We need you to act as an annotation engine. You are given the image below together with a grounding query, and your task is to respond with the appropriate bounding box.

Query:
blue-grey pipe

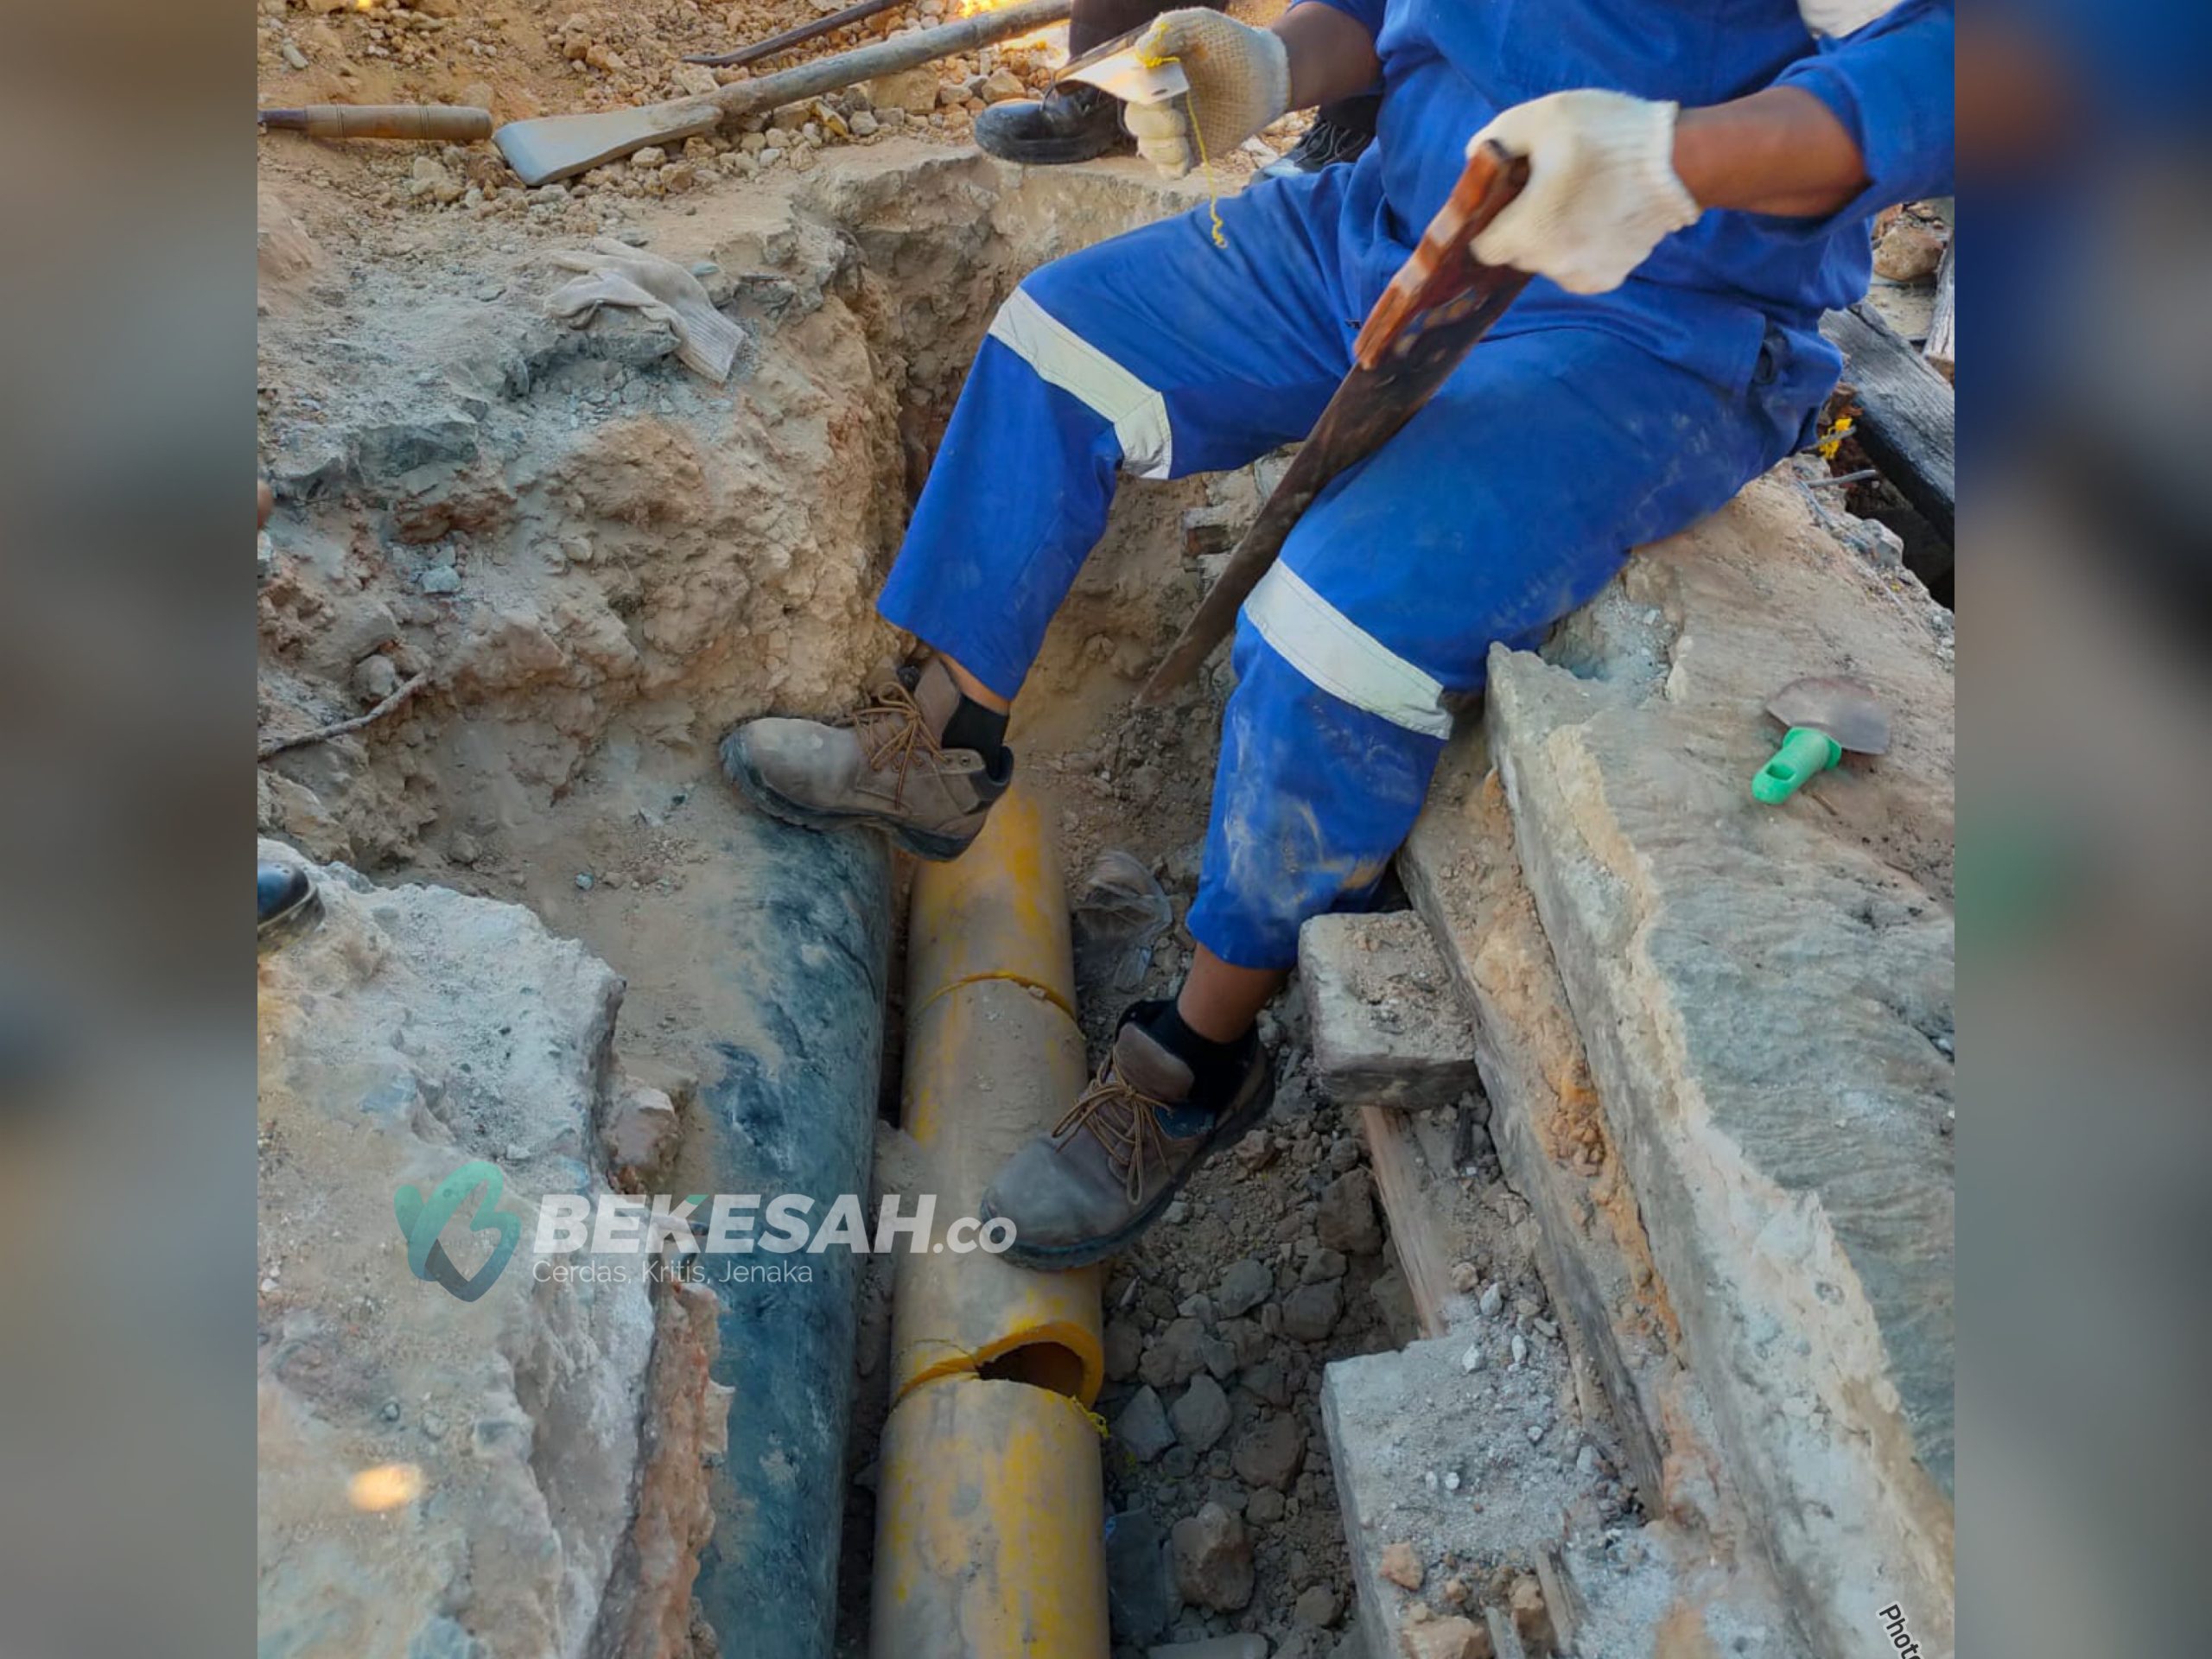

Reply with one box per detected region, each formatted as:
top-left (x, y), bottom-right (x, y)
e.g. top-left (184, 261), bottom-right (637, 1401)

top-left (688, 803), bottom-right (890, 1659)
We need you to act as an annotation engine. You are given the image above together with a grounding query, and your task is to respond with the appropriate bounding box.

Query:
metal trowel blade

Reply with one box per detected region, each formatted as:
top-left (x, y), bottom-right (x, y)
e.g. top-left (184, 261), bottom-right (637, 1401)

top-left (1765, 676), bottom-right (1891, 755)
top-left (1058, 23), bottom-right (1191, 105)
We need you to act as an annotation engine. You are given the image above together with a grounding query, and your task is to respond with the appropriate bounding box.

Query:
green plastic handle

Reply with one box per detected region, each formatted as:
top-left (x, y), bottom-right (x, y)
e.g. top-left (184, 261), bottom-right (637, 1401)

top-left (1753, 726), bottom-right (1842, 804)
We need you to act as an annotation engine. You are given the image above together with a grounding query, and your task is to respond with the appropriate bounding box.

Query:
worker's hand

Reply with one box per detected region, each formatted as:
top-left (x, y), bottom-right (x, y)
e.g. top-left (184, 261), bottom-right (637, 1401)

top-left (1466, 91), bottom-right (1703, 294)
top-left (1122, 10), bottom-right (1290, 178)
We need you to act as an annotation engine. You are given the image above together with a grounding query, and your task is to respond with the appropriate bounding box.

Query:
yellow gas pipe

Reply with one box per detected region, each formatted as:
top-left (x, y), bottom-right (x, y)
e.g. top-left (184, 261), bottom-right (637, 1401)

top-left (869, 786), bottom-right (1111, 1658)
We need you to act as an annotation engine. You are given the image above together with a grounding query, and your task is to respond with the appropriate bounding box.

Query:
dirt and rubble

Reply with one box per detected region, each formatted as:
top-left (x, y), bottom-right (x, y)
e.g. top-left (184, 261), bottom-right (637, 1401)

top-left (254, 0), bottom-right (1299, 250)
top-left (257, 4), bottom-right (1954, 1652)
top-left (1058, 981), bottom-right (1634, 1659)
top-left (255, 67), bottom-right (1374, 1647)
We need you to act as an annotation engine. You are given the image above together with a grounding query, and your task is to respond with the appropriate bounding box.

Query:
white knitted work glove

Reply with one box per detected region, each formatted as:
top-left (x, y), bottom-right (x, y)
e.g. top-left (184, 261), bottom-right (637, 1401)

top-left (545, 239), bottom-right (746, 384)
top-left (1467, 91), bottom-right (1703, 295)
top-left (1120, 10), bottom-right (1290, 177)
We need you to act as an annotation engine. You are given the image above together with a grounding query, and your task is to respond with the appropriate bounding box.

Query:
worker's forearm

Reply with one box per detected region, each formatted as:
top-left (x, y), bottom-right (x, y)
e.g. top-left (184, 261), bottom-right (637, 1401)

top-left (1273, 2), bottom-right (1382, 113)
top-left (1672, 87), bottom-right (1870, 218)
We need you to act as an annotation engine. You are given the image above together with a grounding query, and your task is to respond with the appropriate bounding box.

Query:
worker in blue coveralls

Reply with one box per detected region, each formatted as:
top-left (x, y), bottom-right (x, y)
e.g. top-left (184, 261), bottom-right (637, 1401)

top-left (726, 0), bottom-right (1955, 1269)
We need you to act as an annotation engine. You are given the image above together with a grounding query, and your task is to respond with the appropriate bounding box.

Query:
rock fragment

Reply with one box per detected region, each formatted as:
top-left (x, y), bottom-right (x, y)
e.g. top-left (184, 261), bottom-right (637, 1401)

top-left (1103, 1318), bottom-right (1142, 1382)
top-left (1232, 1414), bottom-right (1306, 1491)
top-left (1141, 1316), bottom-right (1211, 1389)
top-left (1170, 1375), bottom-right (1232, 1452)
top-left (1117, 1386), bottom-right (1176, 1464)
top-left (1294, 1584), bottom-right (1340, 1628)
top-left (601, 1084), bottom-right (679, 1191)
top-left (1215, 1258), bottom-right (1272, 1319)
top-left (1315, 1167), bottom-right (1382, 1256)
top-left (1402, 1615), bottom-right (1491, 1659)
top-left (1170, 1502), bottom-right (1255, 1611)
top-left (1280, 1280), bottom-right (1343, 1343)
top-left (1508, 1575), bottom-right (1554, 1649)
top-left (1104, 1508), bottom-right (1171, 1644)
top-left (1379, 1540), bottom-right (1424, 1591)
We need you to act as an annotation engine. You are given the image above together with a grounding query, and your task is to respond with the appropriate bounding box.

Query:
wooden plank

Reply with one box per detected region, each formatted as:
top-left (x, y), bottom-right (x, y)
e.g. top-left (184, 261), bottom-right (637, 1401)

top-left (1535, 1547), bottom-right (1586, 1656)
top-left (1358, 1103), bottom-right (1459, 1340)
top-left (1485, 1605), bottom-right (1531, 1659)
top-left (1820, 301), bottom-right (1955, 540)
top-left (1923, 239), bottom-right (1955, 378)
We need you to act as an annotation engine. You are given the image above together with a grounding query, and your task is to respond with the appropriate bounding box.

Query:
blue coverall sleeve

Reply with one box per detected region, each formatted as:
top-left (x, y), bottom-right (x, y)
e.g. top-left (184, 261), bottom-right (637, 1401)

top-left (1773, 1), bottom-right (1955, 230)
top-left (1300, 0), bottom-right (1384, 44)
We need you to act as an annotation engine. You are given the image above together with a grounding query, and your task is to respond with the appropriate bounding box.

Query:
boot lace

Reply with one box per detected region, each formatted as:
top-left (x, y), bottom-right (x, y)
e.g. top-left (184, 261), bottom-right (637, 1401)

top-left (1052, 1057), bottom-right (1175, 1205)
top-left (836, 677), bottom-right (946, 808)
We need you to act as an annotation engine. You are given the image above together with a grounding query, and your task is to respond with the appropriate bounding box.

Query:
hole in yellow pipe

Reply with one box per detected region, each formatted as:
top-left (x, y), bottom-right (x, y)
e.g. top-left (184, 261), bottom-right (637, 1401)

top-left (977, 1339), bottom-right (1089, 1400)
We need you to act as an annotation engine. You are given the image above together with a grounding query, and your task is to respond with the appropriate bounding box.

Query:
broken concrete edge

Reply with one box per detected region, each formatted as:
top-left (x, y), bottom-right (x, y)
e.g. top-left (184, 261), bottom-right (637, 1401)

top-left (1317, 1340), bottom-right (1579, 1659)
top-left (1396, 742), bottom-right (1810, 1648)
top-left (1300, 911), bottom-right (1484, 1114)
top-left (1299, 888), bottom-right (1738, 1535)
top-left (1324, 1338), bottom-right (1815, 1659)
top-left (1395, 749), bottom-right (1686, 1507)
top-left (254, 842), bottom-right (724, 1659)
top-left (1481, 473), bottom-right (1955, 1657)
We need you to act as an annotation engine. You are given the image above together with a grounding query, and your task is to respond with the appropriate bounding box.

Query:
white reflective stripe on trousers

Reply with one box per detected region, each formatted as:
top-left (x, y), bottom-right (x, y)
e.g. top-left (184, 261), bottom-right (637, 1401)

top-left (985, 287), bottom-right (1174, 480)
top-left (1241, 560), bottom-right (1455, 738)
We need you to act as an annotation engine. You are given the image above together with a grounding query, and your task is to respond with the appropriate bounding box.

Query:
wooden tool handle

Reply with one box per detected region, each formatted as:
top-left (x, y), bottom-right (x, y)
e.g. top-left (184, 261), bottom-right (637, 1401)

top-left (1136, 144), bottom-right (1535, 707)
top-left (499, 0), bottom-right (1071, 188)
top-left (260, 105), bottom-right (493, 142)
top-left (1351, 141), bottom-right (1528, 368)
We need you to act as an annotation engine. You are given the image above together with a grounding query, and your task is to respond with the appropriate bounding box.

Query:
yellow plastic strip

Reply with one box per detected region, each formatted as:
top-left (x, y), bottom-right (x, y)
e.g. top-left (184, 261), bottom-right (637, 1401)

top-left (906, 968), bottom-right (1079, 1030)
top-left (1135, 28), bottom-right (1228, 250)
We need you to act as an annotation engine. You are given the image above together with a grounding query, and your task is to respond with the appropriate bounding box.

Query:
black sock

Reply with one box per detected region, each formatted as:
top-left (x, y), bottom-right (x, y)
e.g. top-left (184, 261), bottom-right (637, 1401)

top-left (942, 695), bottom-right (1009, 761)
top-left (1145, 1001), bottom-right (1254, 1109)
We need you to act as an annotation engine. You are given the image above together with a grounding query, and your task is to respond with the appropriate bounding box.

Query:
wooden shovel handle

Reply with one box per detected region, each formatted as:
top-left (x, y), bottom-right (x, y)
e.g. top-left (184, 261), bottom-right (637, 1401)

top-left (1135, 144), bottom-right (1534, 706)
top-left (704, 0), bottom-right (1071, 123)
top-left (1352, 140), bottom-right (1529, 369)
top-left (259, 105), bottom-right (493, 142)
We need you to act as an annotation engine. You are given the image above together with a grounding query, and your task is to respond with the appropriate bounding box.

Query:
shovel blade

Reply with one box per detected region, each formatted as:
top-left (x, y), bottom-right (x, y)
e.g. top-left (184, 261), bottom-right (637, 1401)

top-left (494, 103), bottom-right (720, 187)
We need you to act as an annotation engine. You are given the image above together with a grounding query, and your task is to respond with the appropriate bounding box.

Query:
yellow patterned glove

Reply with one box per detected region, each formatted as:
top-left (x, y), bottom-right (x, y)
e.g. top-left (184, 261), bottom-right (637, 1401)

top-left (1122, 9), bottom-right (1291, 178)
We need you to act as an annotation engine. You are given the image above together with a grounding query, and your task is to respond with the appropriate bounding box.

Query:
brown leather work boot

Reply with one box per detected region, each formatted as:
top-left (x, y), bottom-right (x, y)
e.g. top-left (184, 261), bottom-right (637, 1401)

top-left (981, 1001), bottom-right (1274, 1271)
top-left (721, 659), bottom-right (1011, 860)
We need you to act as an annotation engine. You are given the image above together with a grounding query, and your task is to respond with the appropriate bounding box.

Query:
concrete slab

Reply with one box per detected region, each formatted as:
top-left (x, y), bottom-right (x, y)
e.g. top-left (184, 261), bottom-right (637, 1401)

top-left (1322, 1337), bottom-right (1808, 1659)
top-left (1484, 473), bottom-right (1955, 1658)
top-left (1300, 912), bottom-right (1483, 1112)
top-left (1400, 746), bottom-right (1725, 1521)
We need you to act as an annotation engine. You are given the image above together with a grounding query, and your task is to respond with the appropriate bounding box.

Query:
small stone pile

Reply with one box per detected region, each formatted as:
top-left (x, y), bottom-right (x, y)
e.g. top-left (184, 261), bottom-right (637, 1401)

top-left (1090, 993), bottom-right (1408, 1659)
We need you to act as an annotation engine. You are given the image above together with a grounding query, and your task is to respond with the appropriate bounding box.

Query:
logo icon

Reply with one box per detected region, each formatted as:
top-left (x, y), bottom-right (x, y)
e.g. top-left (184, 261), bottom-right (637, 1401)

top-left (395, 1160), bottom-right (522, 1301)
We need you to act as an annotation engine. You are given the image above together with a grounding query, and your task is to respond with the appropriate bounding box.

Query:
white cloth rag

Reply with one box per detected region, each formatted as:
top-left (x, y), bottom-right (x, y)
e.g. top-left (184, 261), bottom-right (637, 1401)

top-left (544, 238), bottom-right (745, 385)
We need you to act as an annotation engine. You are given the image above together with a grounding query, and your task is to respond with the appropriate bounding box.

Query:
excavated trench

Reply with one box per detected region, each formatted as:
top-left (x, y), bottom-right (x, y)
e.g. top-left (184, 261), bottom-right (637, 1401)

top-left (256, 133), bottom-right (1842, 1657)
top-left (257, 144), bottom-right (1245, 1145)
top-left (257, 147), bottom-right (1268, 1655)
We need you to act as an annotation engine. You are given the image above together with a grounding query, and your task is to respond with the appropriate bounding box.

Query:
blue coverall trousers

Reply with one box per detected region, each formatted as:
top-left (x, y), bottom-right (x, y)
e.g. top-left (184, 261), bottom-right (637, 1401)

top-left (879, 164), bottom-right (1822, 970)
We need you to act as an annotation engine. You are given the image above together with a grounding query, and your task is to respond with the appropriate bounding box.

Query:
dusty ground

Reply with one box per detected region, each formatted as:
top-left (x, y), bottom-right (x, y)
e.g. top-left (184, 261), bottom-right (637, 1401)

top-left (256, 25), bottom-right (1351, 1636)
top-left (254, 0), bottom-right (1296, 251)
top-left (257, 4), bottom-right (1952, 1651)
